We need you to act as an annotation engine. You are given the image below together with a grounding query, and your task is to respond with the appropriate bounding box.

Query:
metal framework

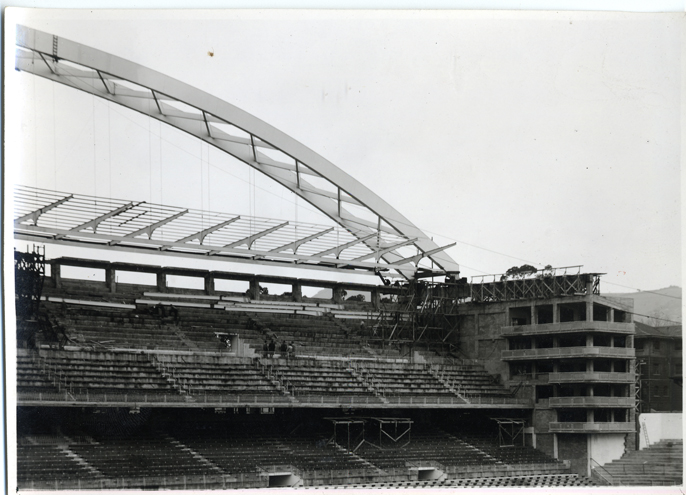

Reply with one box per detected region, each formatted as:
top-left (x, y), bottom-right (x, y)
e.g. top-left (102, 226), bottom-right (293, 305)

top-left (492, 418), bottom-right (525, 447)
top-left (367, 277), bottom-right (469, 348)
top-left (14, 185), bottom-right (438, 275)
top-left (14, 26), bottom-right (460, 279)
top-left (14, 245), bottom-right (45, 319)
top-left (470, 266), bottom-right (602, 303)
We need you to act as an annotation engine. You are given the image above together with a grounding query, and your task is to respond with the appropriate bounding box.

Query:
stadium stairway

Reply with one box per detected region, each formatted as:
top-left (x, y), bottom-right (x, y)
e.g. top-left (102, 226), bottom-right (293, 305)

top-left (592, 439), bottom-right (683, 486)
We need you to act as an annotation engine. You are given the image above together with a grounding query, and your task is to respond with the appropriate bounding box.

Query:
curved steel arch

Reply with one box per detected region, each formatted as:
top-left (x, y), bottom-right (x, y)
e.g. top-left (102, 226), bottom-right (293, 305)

top-left (15, 25), bottom-right (460, 278)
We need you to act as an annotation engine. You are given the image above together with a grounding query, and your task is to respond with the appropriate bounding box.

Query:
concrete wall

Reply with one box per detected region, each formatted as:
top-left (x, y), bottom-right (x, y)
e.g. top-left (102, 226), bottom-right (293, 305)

top-left (589, 433), bottom-right (626, 467)
top-left (639, 413), bottom-right (683, 449)
top-left (557, 434), bottom-right (588, 476)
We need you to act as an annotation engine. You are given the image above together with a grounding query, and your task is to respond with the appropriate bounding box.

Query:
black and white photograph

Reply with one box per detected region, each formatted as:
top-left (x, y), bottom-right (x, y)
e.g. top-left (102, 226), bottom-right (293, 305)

top-left (4, 7), bottom-right (683, 492)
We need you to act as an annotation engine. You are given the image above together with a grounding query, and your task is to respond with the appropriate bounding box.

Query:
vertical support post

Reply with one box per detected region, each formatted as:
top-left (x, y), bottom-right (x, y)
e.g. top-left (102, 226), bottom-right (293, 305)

top-left (292, 282), bottom-right (302, 302)
top-left (332, 285), bottom-right (345, 304)
top-left (552, 302), bottom-right (559, 323)
top-left (250, 278), bottom-right (261, 301)
top-left (156, 271), bottom-right (166, 292)
top-left (105, 266), bottom-right (116, 293)
top-left (371, 289), bottom-right (380, 311)
top-left (52, 262), bottom-right (62, 289)
top-left (204, 273), bottom-right (215, 295)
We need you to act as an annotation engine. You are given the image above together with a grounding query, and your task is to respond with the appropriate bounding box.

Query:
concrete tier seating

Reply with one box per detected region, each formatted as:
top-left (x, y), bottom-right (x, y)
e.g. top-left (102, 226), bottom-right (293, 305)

top-left (354, 425), bottom-right (496, 469)
top-left (42, 300), bottom-right (259, 353)
top-left (267, 361), bottom-right (379, 399)
top-left (17, 444), bottom-right (96, 483)
top-left (69, 435), bottom-right (211, 479)
top-left (594, 439), bottom-right (683, 486)
top-left (427, 364), bottom-right (513, 397)
top-left (254, 315), bottom-right (373, 359)
top-left (159, 356), bottom-right (283, 397)
top-left (18, 349), bottom-right (174, 396)
top-left (451, 430), bottom-right (563, 466)
top-left (307, 474), bottom-right (595, 489)
top-left (171, 423), bottom-right (370, 475)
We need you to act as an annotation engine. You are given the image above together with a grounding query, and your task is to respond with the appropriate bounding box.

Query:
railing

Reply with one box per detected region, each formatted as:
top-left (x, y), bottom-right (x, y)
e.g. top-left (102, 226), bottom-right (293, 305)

top-left (501, 321), bottom-right (634, 336)
top-left (590, 458), bottom-right (614, 486)
top-left (29, 352), bottom-right (76, 399)
top-left (18, 473), bottom-right (262, 491)
top-left (17, 390), bottom-right (291, 405)
top-left (548, 422), bottom-right (635, 433)
top-left (548, 372), bottom-right (635, 383)
top-left (548, 396), bottom-right (635, 407)
top-left (502, 347), bottom-right (635, 360)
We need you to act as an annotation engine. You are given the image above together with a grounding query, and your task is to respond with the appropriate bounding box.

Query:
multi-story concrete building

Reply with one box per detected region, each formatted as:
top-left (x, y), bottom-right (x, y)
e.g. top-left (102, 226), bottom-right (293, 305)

top-left (457, 272), bottom-right (637, 476)
top-left (634, 322), bottom-right (682, 413)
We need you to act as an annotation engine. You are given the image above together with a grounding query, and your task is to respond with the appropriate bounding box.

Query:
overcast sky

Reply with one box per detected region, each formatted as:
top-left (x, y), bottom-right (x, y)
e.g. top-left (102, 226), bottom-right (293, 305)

top-left (5, 9), bottom-right (683, 292)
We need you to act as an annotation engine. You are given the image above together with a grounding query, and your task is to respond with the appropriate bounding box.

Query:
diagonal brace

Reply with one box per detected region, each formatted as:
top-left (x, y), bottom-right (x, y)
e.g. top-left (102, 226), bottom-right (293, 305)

top-left (390, 243), bottom-right (457, 266)
top-left (121, 209), bottom-right (188, 240)
top-left (71, 202), bottom-right (138, 233)
top-left (311, 233), bottom-right (377, 259)
top-left (351, 238), bottom-right (418, 262)
top-left (210, 221), bottom-right (288, 253)
top-left (269, 227), bottom-right (334, 254)
top-left (14, 194), bottom-right (73, 225)
top-left (174, 216), bottom-right (241, 245)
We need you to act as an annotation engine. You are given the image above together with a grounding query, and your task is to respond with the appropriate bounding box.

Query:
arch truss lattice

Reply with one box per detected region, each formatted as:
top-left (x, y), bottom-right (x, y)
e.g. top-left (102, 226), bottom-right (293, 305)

top-left (14, 26), bottom-right (460, 279)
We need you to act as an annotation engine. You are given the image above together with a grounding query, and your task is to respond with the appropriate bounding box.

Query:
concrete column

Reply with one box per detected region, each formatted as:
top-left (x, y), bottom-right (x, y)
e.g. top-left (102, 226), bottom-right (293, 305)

top-left (610, 361), bottom-right (615, 372)
top-left (156, 272), bottom-right (166, 292)
top-left (608, 308), bottom-right (614, 322)
top-left (291, 282), bottom-right (302, 302)
top-left (587, 384), bottom-right (594, 397)
top-left (52, 263), bottom-right (62, 289)
top-left (332, 285), bottom-right (345, 304)
top-left (586, 300), bottom-right (593, 322)
top-left (587, 409), bottom-right (594, 423)
top-left (106, 267), bottom-right (116, 293)
top-left (204, 274), bottom-right (215, 295)
top-left (586, 360), bottom-right (593, 372)
top-left (552, 303), bottom-right (559, 323)
top-left (371, 289), bottom-right (380, 310)
top-left (553, 336), bottom-right (559, 348)
top-left (249, 278), bottom-right (260, 301)
top-left (531, 305), bottom-right (536, 325)
top-left (586, 334), bottom-right (593, 347)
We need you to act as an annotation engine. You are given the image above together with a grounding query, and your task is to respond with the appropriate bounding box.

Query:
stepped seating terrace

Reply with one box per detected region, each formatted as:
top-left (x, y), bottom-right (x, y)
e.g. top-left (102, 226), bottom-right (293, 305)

top-left (69, 434), bottom-right (210, 479)
top-left (354, 427), bottom-right (496, 469)
top-left (428, 365), bottom-right (513, 397)
top-left (595, 439), bottom-right (683, 486)
top-left (18, 349), bottom-right (174, 397)
top-left (17, 444), bottom-right (96, 483)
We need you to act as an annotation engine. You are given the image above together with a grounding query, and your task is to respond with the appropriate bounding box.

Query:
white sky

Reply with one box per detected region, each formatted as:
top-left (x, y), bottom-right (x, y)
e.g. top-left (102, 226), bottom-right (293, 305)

top-left (5, 9), bottom-right (683, 292)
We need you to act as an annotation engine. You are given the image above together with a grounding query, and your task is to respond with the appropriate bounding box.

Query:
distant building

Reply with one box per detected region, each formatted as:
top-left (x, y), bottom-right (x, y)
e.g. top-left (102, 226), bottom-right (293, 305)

top-left (634, 322), bottom-right (682, 413)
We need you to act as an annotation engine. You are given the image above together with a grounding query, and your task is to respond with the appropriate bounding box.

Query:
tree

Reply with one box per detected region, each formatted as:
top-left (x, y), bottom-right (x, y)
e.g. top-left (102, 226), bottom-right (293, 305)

top-left (500, 264), bottom-right (538, 281)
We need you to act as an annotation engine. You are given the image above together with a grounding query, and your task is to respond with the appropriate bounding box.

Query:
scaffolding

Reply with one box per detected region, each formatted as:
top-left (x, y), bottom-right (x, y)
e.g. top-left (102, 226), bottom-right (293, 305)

top-left (367, 276), bottom-right (469, 351)
top-left (326, 417), bottom-right (413, 452)
top-left (470, 266), bottom-right (602, 303)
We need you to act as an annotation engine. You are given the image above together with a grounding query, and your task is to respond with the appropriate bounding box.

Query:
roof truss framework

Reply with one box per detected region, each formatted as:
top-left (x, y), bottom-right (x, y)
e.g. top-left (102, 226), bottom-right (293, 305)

top-left (14, 185), bottom-right (445, 274)
top-left (14, 26), bottom-right (460, 278)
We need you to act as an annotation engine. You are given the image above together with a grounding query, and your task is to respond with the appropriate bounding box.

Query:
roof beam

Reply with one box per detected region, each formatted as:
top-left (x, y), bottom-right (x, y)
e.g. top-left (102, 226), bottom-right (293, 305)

top-left (311, 233), bottom-right (377, 259)
top-left (351, 238), bottom-right (418, 262)
top-left (269, 227), bottom-right (334, 254)
top-left (210, 221), bottom-right (289, 253)
top-left (390, 243), bottom-right (457, 266)
top-left (120, 209), bottom-right (188, 240)
top-left (14, 194), bottom-right (73, 225)
top-left (173, 216), bottom-right (241, 245)
top-left (69, 202), bottom-right (138, 233)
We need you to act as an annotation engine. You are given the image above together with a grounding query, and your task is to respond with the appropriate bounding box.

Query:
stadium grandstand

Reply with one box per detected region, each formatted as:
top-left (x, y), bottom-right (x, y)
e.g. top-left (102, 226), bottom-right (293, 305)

top-left (11, 25), bottom-right (682, 490)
